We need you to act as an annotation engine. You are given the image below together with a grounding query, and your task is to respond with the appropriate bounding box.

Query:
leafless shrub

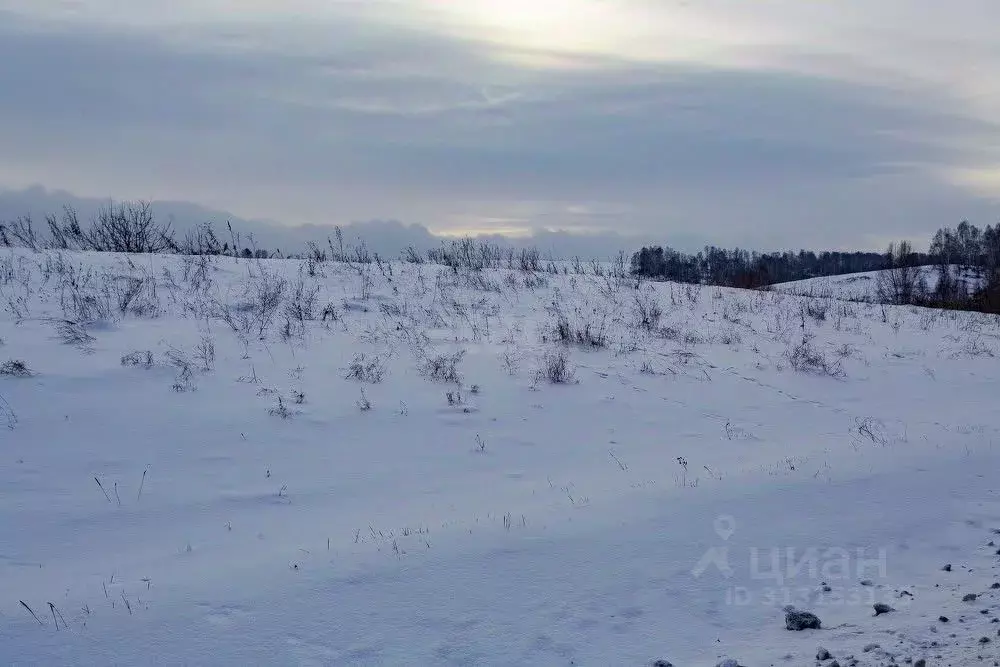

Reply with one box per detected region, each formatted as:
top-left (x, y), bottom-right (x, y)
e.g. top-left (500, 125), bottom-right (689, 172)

top-left (113, 275), bottom-right (145, 314)
top-left (917, 310), bottom-right (940, 331)
top-left (719, 329), bottom-right (742, 346)
top-left (181, 254), bottom-right (214, 292)
top-left (120, 350), bottom-right (154, 368)
top-left (428, 238), bottom-right (506, 271)
top-left (546, 303), bottom-right (608, 348)
top-left (352, 241), bottom-right (373, 265)
top-left (73, 291), bottom-right (114, 323)
top-left (172, 364), bottom-right (196, 392)
top-left (356, 387), bottom-right (372, 411)
top-left (536, 349), bottom-right (576, 384)
top-left (280, 315), bottom-right (303, 341)
top-left (164, 346), bottom-right (197, 391)
top-left (216, 266), bottom-right (287, 339)
top-left (402, 246), bottom-right (424, 264)
top-left (657, 325), bottom-right (705, 346)
top-left (948, 335), bottom-right (995, 359)
top-left (0, 359), bottom-right (33, 377)
top-left (499, 347), bottom-right (519, 376)
top-left (833, 343), bottom-right (856, 360)
top-left (163, 346), bottom-right (190, 370)
top-left (610, 250), bottom-right (628, 279)
top-left (112, 274), bottom-right (160, 318)
top-left (616, 330), bottom-right (640, 356)
top-left (304, 254), bottom-right (320, 278)
top-left (46, 206), bottom-right (87, 250)
top-left (194, 336), bottom-right (216, 371)
top-left (246, 269), bottom-right (288, 336)
top-left (785, 335), bottom-right (845, 377)
top-left (0, 256), bottom-right (14, 285)
top-left (320, 303), bottom-right (339, 322)
top-left (522, 273), bottom-right (549, 289)
top-left (378, 301), bottom-right (405, 319)
top-left (421, 349), bottom-right (465, 383)
top-left (50, 319), bottom-right (96, 349)
top-left (0, 215), bottom-right (41, 250)
top-left (682, 283), bottom-right (701, 305)
top-left (803, 300), bottom-right (828, 323)
top-left (518, 248), bottom-right (541, 272)
top-left (853, 417), bottom-right (888, 448)
top-left (269, 396), bottom-right (295, 418)
top-left (682, 330), bottom-right (705, 346)
top-left (285, 274), bottom-right (320, 323)
top-left (214, 300), bottom-right (255, 339)
top-left (179, 222), bottom-right (223, 256)
top-left (655, 325), bottom-right (682, 342)
top-left (355, 264), bottom-right (375, 300)
top-left (634, 291), bottom-right (663, 331)
top-left (55, 269), bottom-right (116, 323)
top-left (85, 201), bottom-right (175, 253)
top-left (462, 272), bottom-right (503, 293)
top-left (345, 354), bottom-right (387, 383)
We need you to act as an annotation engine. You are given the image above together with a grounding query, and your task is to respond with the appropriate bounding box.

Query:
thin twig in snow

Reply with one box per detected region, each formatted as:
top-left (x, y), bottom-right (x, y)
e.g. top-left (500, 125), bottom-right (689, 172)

top-left (48, 602), bottom-right (66, 630)
top-left (19, 600), bottom-right (43, 626)
top-left (94, 477), bottom-right (112, 503)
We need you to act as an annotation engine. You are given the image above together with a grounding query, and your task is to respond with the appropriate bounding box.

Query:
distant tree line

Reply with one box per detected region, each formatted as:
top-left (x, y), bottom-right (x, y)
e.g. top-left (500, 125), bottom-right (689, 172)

top-left (629, 245), bottom-right (917, 288)
top-left (913, 221), bottom-right (1000, 312)
top-left (852, 223), bottom-right (1000, 313)
top-left (630, 220), bottom-right (1000, 313)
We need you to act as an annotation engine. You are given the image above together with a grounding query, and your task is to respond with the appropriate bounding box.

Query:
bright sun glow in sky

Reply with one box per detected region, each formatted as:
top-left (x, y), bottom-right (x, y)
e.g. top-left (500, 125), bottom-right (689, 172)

top-left (410, 0), bottom-right (780, 69)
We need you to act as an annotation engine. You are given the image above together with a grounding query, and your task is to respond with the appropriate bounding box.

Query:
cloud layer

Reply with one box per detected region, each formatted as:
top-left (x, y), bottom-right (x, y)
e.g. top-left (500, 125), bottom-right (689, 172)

top-left (0, 1), bottom-right (997, 251)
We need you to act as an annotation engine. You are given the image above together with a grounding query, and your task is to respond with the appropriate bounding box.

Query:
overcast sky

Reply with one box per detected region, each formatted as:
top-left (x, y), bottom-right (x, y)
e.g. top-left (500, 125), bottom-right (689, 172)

top-left (1, 1), bottom-right (998, 253)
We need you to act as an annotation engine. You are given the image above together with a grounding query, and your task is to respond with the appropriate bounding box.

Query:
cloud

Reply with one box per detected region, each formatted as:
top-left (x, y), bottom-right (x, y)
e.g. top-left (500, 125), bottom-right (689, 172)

top-left (0, 2), bottom-right (997, 251)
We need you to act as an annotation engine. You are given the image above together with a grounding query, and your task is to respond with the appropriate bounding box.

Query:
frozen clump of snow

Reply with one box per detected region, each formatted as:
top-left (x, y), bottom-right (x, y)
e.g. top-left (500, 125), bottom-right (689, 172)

top-left (785, 608), bottom-right (822, 631)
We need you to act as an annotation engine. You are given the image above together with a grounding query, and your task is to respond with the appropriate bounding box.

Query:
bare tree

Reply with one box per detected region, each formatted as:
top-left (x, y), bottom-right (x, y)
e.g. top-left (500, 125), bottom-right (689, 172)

top-left (877, 240), bottom-right (924, 304)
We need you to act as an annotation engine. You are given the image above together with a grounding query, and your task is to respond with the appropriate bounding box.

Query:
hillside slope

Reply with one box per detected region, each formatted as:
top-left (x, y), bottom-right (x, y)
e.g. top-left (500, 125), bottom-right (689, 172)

top-left (772, 265), bottom-right (983, 303)
top-left (2, 249), bottom-right (999, 665)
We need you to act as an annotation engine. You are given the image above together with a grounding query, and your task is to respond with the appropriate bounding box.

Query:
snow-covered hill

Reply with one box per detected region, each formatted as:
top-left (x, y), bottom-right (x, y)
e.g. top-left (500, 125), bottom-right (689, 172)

top-left (772, 265), bottom-right (983, 303)
top-left (2, 248), bottom-right (999, 665)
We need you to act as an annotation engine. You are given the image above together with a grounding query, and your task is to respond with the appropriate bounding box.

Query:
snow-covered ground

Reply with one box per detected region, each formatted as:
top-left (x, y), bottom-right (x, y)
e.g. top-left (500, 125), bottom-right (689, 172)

top-left (1, 248), bottom-right (999, 666)
top-left (772, 266), bottom-right (983, 303)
